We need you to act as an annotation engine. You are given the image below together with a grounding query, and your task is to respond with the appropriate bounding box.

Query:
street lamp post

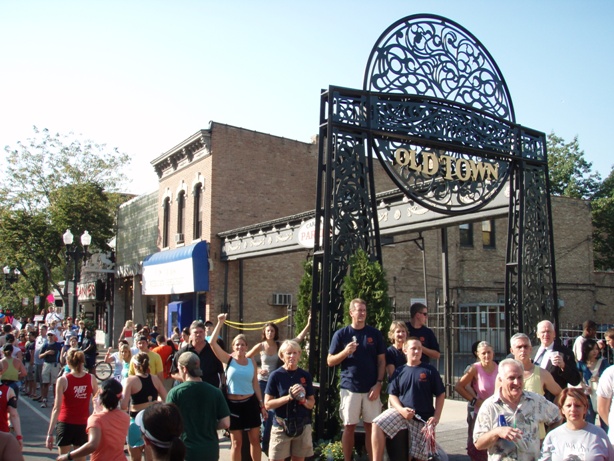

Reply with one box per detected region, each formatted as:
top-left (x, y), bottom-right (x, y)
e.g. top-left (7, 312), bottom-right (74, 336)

top-left (63, 230), bottom-right (92, 320)
top-left (2, 266), bottom-right (20, 288)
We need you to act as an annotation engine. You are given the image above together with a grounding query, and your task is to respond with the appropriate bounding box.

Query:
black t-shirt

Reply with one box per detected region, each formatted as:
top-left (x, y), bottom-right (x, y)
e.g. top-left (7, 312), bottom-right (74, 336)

top-left (41, 342), bottom-right (62, 363)
top-left (171, 341), bottom-right (224, 388)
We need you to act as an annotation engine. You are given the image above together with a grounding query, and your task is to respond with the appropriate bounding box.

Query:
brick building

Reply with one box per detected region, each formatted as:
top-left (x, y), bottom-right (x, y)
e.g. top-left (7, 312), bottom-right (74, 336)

top-left (112, 122), bottom-right (614, 354)
top-left (113, 123), bottom-right (318, 342)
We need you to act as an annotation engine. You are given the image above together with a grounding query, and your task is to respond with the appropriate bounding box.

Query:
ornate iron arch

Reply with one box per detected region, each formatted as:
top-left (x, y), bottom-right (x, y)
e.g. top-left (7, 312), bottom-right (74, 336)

top-left (311, 14), bottom-right (557, 439)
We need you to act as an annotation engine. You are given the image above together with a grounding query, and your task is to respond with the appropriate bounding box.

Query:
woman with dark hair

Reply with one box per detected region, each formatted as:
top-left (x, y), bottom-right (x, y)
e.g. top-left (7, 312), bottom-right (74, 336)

top-left (0, 344), bottom-right (27, 399)
top-left (55, 379), bottom-right (130, 461)
top-left (246, 315), bottom-right (310, 454)
top-left (577, 338), bottom-right (610, 427)
top-left (540, 387), bottom-right (614, 460)
top-left (121, 351), bottom-right (167, 461)
top-left (135, 402), bottom-right (186, 461)
top-left (45, 349), bottom-right (98, 461)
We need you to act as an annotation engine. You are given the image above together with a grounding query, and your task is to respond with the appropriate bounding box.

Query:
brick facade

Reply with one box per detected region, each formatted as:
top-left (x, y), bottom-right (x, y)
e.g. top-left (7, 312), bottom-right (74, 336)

top-left (118, 122), bottom-right (613, 348)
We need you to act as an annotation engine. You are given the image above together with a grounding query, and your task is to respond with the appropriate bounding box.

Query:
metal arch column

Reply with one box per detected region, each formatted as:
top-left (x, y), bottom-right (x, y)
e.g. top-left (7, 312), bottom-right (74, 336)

top-left (310, 14), bottom-right (559, 440)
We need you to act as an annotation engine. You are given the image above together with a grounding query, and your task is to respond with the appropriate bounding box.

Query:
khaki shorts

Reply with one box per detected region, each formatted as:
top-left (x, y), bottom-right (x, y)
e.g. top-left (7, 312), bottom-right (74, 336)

top-left (42, 362), bottom-right (61, 385)
top-left (339, 388), bottom-right (382, 425)
top-left (269, 424), bottom-right (313, 460)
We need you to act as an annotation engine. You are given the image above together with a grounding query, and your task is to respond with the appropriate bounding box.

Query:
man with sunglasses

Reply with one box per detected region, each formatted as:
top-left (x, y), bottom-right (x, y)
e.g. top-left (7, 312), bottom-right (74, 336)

top-left (405, 302), bottom-right (440, 364)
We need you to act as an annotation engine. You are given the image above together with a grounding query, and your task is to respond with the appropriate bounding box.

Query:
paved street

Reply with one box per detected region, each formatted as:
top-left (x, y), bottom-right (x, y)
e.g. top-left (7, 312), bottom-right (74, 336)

top-left (18, 395), bottom-right (470, 460)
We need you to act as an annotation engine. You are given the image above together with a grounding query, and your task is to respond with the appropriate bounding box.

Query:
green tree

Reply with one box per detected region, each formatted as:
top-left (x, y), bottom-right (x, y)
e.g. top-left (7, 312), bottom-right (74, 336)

top-left (0, 127), bottom-right (131, 317)
top-left (295, 258), bottom-right (313, 369)
top-left (547, 132), bottom-right (601, 199)
top-left (341, 249), bottom-right (392, 334)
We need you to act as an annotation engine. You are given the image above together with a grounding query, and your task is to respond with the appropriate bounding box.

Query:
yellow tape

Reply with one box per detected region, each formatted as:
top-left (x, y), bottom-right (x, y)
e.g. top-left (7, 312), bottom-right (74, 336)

top-left (224, 315), bottom-right (289, 330)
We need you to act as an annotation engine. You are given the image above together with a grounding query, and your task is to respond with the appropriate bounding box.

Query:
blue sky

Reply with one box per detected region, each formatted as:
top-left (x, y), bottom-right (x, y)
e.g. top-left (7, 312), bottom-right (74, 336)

top-left (1, 1), bottom-right (612, 195)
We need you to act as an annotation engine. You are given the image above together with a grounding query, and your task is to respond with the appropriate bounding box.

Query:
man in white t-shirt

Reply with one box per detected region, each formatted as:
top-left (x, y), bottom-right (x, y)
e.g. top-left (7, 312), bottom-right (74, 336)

top-left (597, 365), bottom-right (614, 441)
top-left (573, 320), bottom-right (597, 362)
top-left (44, 306), bottom-right (62, 327)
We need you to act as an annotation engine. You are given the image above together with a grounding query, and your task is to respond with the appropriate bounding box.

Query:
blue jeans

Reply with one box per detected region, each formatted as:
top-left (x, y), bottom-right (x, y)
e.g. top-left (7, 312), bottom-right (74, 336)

top-left (259, 380), bottom-right (274, 453)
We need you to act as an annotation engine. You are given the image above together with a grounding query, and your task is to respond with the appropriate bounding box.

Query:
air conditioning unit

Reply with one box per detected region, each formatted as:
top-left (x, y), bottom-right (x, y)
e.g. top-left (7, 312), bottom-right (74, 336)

top-left (272, 293), bottom-right (292, 306)
top-left (174, 233), bottom-right (184, 243)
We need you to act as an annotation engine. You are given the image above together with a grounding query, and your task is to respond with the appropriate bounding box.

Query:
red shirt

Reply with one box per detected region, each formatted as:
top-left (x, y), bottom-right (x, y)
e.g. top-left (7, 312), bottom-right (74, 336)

top-left (152, 344), bottom-right (174, 379)
top-left (59, 373), bottom-right (93, 425)
top-left (0, 384), bottom-right (10, 432)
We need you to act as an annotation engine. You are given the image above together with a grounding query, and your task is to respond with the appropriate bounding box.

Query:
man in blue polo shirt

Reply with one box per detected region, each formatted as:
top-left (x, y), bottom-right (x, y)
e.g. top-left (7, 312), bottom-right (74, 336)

top-left (328, 298), bottom-right (386, 461)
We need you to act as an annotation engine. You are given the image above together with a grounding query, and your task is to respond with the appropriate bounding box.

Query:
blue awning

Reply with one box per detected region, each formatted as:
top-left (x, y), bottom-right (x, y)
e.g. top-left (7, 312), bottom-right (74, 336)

top-left (142, 241), bottom-right (209, 295)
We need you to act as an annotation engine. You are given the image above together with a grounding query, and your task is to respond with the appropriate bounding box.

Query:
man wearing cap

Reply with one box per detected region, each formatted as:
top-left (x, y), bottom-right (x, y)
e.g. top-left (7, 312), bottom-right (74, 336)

top-left (39, 330), bottom-right (63, 408)
top-left (167, 352), bottom-right (230, 461)
top-left (171, 320), bottom-right (225, 388)
top-left (128, 335), bottom-right (164, 382)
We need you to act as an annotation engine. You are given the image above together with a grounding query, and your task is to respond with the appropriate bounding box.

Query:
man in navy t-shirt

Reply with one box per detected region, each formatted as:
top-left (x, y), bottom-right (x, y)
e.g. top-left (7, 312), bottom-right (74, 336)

top-left (372, 338), bottom-right (446, 461)
top-left (328, 298), bottom-right (386, 461)
top-left (406, 302), bottom-right (440, 364)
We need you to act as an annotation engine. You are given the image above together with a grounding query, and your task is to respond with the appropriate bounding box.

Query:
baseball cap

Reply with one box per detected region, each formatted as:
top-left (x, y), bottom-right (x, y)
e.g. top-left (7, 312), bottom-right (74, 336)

top-left (178, 351), bottom-right (203, 377)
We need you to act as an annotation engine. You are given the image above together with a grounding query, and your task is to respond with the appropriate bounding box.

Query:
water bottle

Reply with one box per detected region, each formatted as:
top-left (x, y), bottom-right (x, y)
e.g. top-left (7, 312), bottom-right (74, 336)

top-left (497, 414), bottom-right (516, 455)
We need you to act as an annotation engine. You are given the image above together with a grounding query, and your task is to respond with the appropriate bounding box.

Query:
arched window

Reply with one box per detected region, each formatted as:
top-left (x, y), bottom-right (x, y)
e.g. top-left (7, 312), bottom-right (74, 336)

top-left (193, 183), bottom-right (203, 239)
top-left (162, 197), bottom-right (171, 248)
top-left (177, 190), bottom-right (186, 242)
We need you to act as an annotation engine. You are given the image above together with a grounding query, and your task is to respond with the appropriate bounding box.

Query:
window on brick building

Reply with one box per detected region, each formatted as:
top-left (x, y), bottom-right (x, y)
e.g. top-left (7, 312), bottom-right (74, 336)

top-left (482, 220), bottom-right (495, 248)
top-left (177, 190), bottom-right (186, 242)
top-left (193, 183), bottom-right (203, 239)
top-left (459, 223), bottom-right (473, 247)
top-left (162, 197), bottom-right (171, 248)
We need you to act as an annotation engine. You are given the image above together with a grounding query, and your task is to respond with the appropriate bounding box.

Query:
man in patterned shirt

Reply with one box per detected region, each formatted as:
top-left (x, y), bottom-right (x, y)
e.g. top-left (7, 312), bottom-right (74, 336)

top-left (474, 358), bottom-right (561, 460)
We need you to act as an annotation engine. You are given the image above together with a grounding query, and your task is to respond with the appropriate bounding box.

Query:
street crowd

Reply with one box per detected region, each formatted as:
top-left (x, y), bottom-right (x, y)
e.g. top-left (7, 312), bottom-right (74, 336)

top-left (1, 302), bottom-right (614, 461)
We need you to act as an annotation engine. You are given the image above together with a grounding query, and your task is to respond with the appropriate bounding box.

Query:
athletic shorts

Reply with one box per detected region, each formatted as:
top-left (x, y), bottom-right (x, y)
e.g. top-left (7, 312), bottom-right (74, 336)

top-left (56, 422), bottom-right (87, 447)
top-left (339, 388), bottom-right (382, 425)
top-left (227, 394), bottom-right (262, 431)
top-left (127, 416), bottom-right (145, 448)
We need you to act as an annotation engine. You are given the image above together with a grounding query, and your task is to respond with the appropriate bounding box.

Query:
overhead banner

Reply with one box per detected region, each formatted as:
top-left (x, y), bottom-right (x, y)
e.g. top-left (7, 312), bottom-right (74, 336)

top-left (142, 241), bottom-right (209, 295)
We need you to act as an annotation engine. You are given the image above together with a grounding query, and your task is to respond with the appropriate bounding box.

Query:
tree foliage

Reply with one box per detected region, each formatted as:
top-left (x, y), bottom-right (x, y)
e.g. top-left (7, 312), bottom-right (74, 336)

top-left (546, 132), bottom-right (614, 271)
top-left (2, 126), bottom-right (129, 211)
top-left (0, 127), bottom-right (131, 317)
top-left (547, 132), bottom-right (601, 199)
top-left (342, 249), bottom-right (392, 334)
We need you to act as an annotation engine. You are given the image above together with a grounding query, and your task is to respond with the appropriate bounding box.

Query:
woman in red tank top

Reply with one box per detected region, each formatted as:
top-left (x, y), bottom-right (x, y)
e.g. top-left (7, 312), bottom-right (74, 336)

top-left (45, 349), bottom-right (98, 461)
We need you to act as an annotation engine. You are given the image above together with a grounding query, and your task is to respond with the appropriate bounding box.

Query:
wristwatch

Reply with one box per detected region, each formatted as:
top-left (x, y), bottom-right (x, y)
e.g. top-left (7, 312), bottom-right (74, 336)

top-left (470, 398), bottom-right (477, 406)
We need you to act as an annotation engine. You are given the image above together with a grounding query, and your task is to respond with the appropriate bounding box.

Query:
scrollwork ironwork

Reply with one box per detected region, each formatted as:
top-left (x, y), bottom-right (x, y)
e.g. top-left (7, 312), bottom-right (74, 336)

top-left (364, 14), bottom-right (515, 122)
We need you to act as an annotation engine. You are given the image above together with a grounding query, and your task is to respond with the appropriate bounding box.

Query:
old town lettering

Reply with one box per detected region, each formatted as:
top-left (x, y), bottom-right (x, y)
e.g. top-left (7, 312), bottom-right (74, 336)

top-left (394, 148), bottom-right (499, 182)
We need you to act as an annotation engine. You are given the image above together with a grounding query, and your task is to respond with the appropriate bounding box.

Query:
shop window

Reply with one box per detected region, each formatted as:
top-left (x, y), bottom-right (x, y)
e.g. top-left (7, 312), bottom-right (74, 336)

top-left (459, 223), bottom-right (473, 247)
top-left (193, 183), bottom-right (202, 239)
top-left (482, 220), bottom-right (495, 248)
